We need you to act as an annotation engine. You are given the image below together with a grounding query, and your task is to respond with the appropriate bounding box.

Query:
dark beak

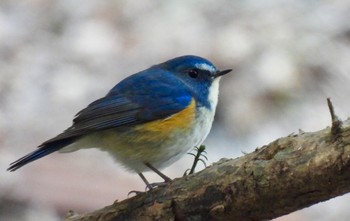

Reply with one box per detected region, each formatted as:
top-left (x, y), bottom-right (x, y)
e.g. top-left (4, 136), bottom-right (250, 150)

top-left (214, 69), bottom-right (232, 78)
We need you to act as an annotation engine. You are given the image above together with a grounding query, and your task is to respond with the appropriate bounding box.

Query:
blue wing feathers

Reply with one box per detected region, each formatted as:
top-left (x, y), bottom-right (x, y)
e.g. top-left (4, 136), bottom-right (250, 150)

top-left (71, 68), bottom-right (193, 131)
top-left (74, 96), bottom-right (141, 123)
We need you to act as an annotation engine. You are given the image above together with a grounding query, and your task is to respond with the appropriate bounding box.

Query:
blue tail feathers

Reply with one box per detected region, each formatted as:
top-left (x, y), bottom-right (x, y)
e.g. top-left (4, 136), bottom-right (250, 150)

top-left (7, 138), bottom-right (76, 171)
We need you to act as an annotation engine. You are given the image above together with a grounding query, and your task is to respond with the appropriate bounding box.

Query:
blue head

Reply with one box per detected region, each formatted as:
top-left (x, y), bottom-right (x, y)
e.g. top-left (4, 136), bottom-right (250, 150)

top-left (156, 55), bottom-right (232, 108)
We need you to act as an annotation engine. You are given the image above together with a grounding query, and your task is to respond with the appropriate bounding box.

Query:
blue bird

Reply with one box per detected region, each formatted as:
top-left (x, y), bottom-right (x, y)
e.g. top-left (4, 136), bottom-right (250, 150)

top-left (8, 55), bottom-right (231, 188)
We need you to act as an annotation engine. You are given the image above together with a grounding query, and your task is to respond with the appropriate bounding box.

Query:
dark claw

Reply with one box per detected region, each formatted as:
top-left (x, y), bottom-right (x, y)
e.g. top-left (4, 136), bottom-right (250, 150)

top-left (128, 190), bottom-right (144, 197)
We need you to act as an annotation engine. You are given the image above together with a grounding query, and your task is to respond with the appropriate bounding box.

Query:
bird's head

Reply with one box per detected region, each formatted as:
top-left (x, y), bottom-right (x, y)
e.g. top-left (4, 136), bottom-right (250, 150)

top-left (158, 55), bottom-right (232, 108)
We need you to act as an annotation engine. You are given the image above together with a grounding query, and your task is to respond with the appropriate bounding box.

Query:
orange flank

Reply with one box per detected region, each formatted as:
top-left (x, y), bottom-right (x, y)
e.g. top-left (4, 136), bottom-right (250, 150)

top-left (134, 99), bottom-right (196, 140)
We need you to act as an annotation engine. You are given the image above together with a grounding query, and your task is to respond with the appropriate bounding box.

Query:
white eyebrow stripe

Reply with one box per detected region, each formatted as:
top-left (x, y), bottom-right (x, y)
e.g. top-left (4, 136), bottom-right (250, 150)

top-left (195, 63), bottom-right (216, 72)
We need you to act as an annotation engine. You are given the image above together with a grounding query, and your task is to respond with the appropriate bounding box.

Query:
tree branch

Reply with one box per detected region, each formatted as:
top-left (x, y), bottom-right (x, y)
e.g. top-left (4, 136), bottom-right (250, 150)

top-left (65, 108), bottom-right (350, 221)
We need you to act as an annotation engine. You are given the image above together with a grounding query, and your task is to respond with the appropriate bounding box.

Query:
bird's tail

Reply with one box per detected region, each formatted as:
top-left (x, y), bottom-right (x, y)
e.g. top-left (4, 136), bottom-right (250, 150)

top-left (7, 138), bottom-right (76, 172)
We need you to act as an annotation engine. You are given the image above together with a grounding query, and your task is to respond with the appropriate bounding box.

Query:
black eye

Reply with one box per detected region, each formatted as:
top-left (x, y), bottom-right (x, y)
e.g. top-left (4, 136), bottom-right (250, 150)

top-left (188, 69), bottom-right (199, 78)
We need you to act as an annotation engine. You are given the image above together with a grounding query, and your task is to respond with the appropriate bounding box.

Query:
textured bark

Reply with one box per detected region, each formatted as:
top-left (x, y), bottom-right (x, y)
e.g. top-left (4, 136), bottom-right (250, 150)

top-left (65, 116), bottom-right (350, 221)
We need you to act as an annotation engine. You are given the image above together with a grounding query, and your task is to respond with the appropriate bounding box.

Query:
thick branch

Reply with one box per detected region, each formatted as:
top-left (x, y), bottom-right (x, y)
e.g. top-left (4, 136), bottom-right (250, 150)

top-left (66, 119), bottom-right (350, 221)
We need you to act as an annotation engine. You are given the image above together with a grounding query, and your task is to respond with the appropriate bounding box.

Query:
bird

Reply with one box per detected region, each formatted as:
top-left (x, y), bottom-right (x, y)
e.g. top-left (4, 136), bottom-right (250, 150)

top-left (7, 55), bottom-right (231, 189)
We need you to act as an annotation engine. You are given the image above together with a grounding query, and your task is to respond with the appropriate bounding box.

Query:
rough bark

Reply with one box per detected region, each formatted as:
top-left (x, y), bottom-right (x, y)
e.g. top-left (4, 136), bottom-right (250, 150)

top-left (65, 104), bottom-right (350, 221)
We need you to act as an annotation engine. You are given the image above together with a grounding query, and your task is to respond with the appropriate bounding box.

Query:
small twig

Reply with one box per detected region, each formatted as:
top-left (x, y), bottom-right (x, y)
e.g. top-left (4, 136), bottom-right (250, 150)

top-left (327, 98), bottom-right (342, 136)
top-left (184, 145), bottom-right (207, 176)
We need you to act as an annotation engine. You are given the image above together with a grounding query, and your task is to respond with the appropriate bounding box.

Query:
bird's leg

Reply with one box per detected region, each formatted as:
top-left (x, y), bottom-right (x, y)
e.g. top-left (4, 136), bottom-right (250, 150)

top-left (129, 164), bottom-right (173, 196)
top-left (130, 163), bottom-right (172, 193)
top-left (128, 173), bottom-right (153, 196)
top-left (138, 172), bottom-right (153, 190)
top-left (145, 162), bottom-right (172, 182)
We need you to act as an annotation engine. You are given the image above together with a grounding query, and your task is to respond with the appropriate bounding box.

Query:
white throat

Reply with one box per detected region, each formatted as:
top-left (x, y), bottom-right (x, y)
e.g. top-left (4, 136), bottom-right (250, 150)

top-left (208, 77), bottom-right (221, 110)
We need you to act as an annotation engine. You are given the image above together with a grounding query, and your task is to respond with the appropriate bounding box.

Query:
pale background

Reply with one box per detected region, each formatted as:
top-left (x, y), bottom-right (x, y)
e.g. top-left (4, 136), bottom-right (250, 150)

top-left (0, 1), bottom-right (350, 220)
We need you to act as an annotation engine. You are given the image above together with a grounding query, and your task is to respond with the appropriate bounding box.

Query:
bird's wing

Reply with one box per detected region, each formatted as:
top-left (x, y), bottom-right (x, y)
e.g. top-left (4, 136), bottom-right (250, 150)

top-left (41, 70), bottom-right (193, 144)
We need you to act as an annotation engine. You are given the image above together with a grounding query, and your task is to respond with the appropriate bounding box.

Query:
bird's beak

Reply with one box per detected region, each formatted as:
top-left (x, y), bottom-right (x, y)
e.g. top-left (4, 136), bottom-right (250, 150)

top-left (214, 69), bottom-right (232, 78)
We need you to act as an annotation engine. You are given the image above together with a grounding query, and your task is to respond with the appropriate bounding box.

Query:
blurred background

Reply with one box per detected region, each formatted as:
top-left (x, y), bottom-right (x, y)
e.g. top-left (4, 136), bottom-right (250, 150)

top-left (0, 0), bottom-right (349, 220)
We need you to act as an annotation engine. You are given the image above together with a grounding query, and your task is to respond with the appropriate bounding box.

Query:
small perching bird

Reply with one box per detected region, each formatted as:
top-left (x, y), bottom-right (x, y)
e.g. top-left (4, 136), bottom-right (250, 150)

top-left (8, 55), bottom-right (231, 189)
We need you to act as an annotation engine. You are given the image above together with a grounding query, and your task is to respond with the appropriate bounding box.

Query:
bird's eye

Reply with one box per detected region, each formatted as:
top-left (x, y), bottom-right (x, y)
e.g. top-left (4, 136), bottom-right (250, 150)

top-left (188, 69), bottom-right (199, 78)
